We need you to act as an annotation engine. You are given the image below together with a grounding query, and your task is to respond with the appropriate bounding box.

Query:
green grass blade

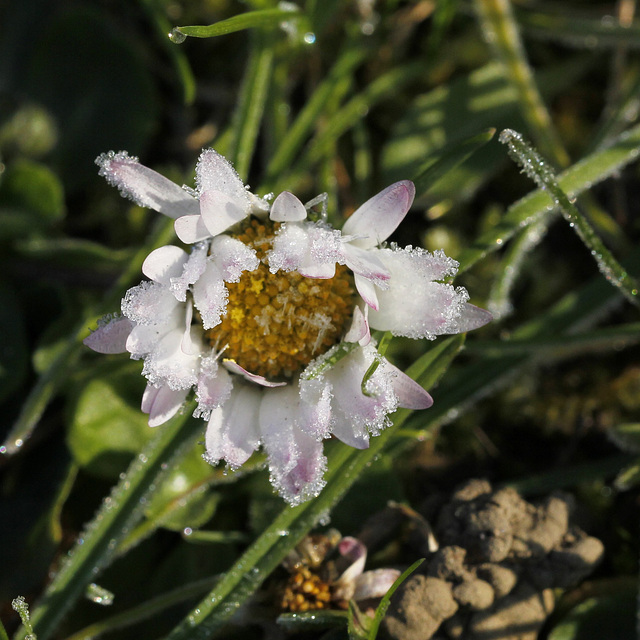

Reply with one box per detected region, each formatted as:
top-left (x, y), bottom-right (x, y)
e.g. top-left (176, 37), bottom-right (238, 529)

top-left (367, 558), bottom-right (425, 640)
top-left (474, 0), bottom-right (569, 168)
top-left (413, 128), bottom-right (496, 198)
top-left (500, 128), bottom-right (640, 307)
top-left (165, 337), bottom-right (464, 640)
top-left (457, 122), bottom-right (640, 275)
top-left (261, 44), bottom-right (368, 187)
top-left (170, 7), bottom-right (301, 40)
top-left (226, 31), bottom-right (274, 180)
top-left (19, 411), bottom-right (200, 640)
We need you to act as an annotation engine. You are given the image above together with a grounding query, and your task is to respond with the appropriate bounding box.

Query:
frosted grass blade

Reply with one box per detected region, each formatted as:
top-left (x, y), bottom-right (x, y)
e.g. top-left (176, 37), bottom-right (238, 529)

top-left (499, 129), bottom-right (640, 307)
top-left (19, 410), bottom-right (201, 640)
top-left (457, 122), bottom-right (640, 275)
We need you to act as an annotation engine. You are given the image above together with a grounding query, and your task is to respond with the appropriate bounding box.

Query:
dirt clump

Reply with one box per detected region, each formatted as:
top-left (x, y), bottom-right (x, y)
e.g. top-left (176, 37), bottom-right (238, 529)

top-left (381, 479), bottom-right (603, 640)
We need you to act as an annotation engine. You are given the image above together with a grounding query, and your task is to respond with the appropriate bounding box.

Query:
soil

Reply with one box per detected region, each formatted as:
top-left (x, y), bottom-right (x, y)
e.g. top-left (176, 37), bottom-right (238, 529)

top-left (381, 479), bottom-right (603, 640)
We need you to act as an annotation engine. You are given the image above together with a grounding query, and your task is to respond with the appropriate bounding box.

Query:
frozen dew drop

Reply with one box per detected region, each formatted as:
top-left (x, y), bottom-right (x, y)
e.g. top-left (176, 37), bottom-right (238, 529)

top-left (168, 28), bottom-right (187, 44)
top-left (184, 527), bottom-right (193, 536)
top-left (303, 32), bottom-right (316, 44)
top-left (0, 445), bottom-right (6, 454)
top-left (86, 583), bottom-right (115, 606)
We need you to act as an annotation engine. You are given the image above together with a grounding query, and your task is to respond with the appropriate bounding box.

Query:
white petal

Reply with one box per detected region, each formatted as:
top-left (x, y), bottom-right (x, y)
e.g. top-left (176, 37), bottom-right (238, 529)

top-left (141, 383), bottom-right (188, 427)
top-left (369, 247), bottom-right (480, 339)
top-left (343, 244), bottom-right (390, 284)
top-left (195, 358), bottom-right (233, 417)
top-left (200, 189), bottom-right (248, 237)
top-left (299, 261), bottom-right (336, 279)
top-left (342, 181), bottom-right (415, 249)
top-left (353, 569), bottom-right (401, 600)
top-left (96, 151), bottom-right (199, 219)
top-left (121, 281), bottom-right (179, 325)
top-left (453, 303), bottom-right (493, 333)
top-left (260, 386), bottom-right (327, 505)
top-left (343, 306), bottom-right (370, 346)
top-left (270, 191), bottom-right (308, 221)
top-left (196, 149), bottom-right (249, 205)
top-left (268, 224), bottom-right (308, 273)
top-left (354, 273), bottom-right (380, 311)
top-left (204, 384), bottom-right (261, 468)
top-left (142, 245), bottom-right (188, 285)
top-left (379, 360), bottom-right (433, 409)
top-left (84, 316), bottom-right (133, 354)
top-left (337, 537), bottom-right (367, 585)
top-left (142, 324), bottom-right (200, 390)
top-left (210, 235), bottom-right (259, 282)
top-left (169, 243), bottom-right (208, 302)
top-left (192, 262), bottom-right (228, 330)
top-left (174, 214), bottom-right (212, 243)
top-left (297, 376), bottom-right (333, 440)
top-left (222, 360), bottom-right (287, 387)
top-left (325, 345), bottom-right (399, 446)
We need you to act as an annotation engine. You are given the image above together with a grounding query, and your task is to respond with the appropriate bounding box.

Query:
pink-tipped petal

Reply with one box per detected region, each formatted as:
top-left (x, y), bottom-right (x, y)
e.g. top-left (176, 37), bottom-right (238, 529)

top-left (222, 360), bottom-right (287, 387)
top-left (174, 214), bottom-right (212, 244)
top-left (354, 273), bottom-right (380, 311)
top-left (141, 383), bottom-right (188, 427)
top-left (453, 303), bottom-right (493, 333)
top-left (337, 537), bottom-right (367, 583)
top-left (83, 316), bottom-right (133, 354)
top-left (200, 189), bottom-right (248, 236)
top-left (343, 244), bottom-right (390, 284)
top-left (96, 151), bottom-right (199, 219)
top-left (260, 386), bottom-right (327, 506)
top-left (142, 246), bottom-right (188, 285)
top-left (195, 361), bottom-right (233, 416)
top-left (342, 181), bottom-right (415, 248)
top-left (380, 361), bottom-right (433, 409)
top-left (270, 191), bottom-right (307, 222)
top-left (204, 385), bottom-right (261, 468)
top-left (196, 149), bottom-right (249, 204)
top-left (353, 569), bottom-right (401, 600)
top-left (344, 306), bottom-right (371, 345)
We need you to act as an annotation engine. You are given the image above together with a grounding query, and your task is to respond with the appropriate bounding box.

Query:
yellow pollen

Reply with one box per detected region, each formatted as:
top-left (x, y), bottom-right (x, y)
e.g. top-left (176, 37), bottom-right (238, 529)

top-left (206, 218), bottom-right (354, 379)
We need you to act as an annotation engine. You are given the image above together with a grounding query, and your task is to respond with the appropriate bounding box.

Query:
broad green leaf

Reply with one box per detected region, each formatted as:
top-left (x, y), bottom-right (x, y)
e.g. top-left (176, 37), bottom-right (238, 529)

top-left (170, 7), bottom-right (303, 40)
top-left (67, 362), bottom-right (152, 479)
top-left (141, 447), bottom-right (221, 532)
top-left (0, 158), bottom-right (64, 223)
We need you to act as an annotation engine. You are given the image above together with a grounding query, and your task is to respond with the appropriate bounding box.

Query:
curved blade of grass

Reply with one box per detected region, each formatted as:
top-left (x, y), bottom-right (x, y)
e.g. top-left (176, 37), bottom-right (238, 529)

top-left (474, 0), bottom-right (569, 168)
top-left (139, 0), bottom-right (196, 104)
top-left (499, 128), bottom-right (640, 307)
top-left (226, 31), bottom-right (274, 180)
top-left (467, 322), bottom-right (640, 358)
top-left (2, 217), bottom-right (175, 457)
top-left (18, 409), bottom-right (201, 640)
top-left (261, 44), bottom-right (369, 187)
top-left (457, 121), bottom-right (640, 275)
top-left (165, 336), bottom-right (465, 640)
top-left (366, 558), bottom-right (425, 640)
top-left (170, 7), bottom-right (302, 40)
top-left (413, 128), bottom-right (496, 198)
top-left (516, 6), bottom-right (640, 50)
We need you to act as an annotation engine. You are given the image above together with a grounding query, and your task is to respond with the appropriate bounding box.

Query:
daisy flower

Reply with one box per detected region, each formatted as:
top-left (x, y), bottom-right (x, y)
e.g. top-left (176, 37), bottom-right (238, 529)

top-left (85, 149), bottom-right (491, 505)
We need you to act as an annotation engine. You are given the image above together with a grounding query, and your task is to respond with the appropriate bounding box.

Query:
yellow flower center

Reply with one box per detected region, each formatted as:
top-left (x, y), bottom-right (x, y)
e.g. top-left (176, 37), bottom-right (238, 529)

top-left (205, 218), bottom-right (354, 379)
